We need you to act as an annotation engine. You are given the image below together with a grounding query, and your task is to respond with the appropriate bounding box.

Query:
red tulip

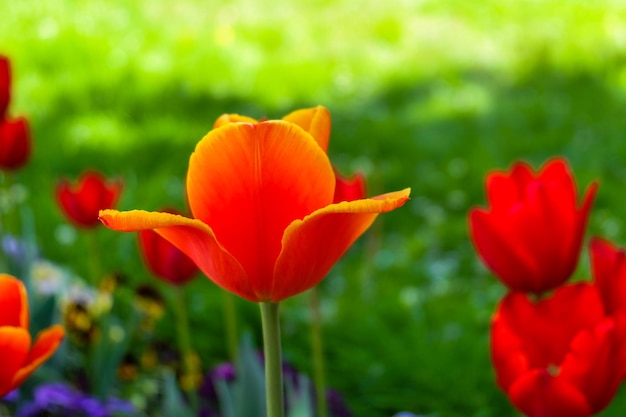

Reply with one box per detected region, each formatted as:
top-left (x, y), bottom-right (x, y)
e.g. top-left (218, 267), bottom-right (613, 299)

top-left (0, 117), bottom-right (30, 171)
top-left (491, 283), bottom-right (624, 417)
top-left (138, 209), bottom-right (199, 286)
top-left (334, 170), bottom-right (367, 203)
top-left (0, 274), bottom-right (64, 397)
top-left (589, 237), bottom-right (626, 379)
top-left (100, 107), bottom-right (409, 302)
top-left (0, 56), bottom-right (10, 120)
top-left (56, 170), bottom-right (123, 228)
top-left (469, 158), bottom-right (597, 294)
top-left (590, 237), bottom-right (626, 315)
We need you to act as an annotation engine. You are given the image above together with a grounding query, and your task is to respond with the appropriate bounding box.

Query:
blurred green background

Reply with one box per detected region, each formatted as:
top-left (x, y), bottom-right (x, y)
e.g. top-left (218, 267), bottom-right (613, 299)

top-left (4, 0), bottom-right (626, 416)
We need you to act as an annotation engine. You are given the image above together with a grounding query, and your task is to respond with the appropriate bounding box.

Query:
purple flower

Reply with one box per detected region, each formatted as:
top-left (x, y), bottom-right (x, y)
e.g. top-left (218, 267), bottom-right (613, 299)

top-left (15, 382), bottom-right (136, 417)
top-left (33, 383), bottom-right (83, 413)
top-left (1, 233), bottom-right (27, 261)
top-left (105, 397), bottom-right (136, 415)
top-left (2, 388), bottom-right (19, 402)
top-left (327, 388), bottom-right (351, 417)
top-left (211, 363), bottom-right (236, 382)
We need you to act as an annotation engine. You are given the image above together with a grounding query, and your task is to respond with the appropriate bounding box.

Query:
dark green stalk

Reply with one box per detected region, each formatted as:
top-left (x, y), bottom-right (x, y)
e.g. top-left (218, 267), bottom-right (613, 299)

top-left (174, 286), bottom-right (199, 411)
top-left (222, 290), bottom-right (239, 361)
top-left (310, 286), bottom-right (328, 417)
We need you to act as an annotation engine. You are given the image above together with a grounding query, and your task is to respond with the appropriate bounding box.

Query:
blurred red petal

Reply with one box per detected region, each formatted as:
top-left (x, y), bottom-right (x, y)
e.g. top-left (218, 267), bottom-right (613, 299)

top-left (509, 369), bottom-right (591, 417)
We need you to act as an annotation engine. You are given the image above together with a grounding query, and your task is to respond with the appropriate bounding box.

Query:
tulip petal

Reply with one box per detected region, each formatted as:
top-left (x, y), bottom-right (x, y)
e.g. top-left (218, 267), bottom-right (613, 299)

top-left (0, 56), bottom-right (9, 119)
top-left (540, 158), bottom-right (576, 192)
top-left (491, 308), bottom-right (530, 392)
top-left (495, 284), bottom-right (604, 367)
top-left (11, 325), bottom-right (64, 390)
top-left (334, 170), bottom-right (367, 203)
top-left (0, 274), bottom-right (28, 328)
top-left (509, 369), bottom-right (591, 417)
top-left (57, 171), bottom-right (123, 228)
top-left (272, 188), bottom-right (410, 302)
top-left (99, 209), bottom-right (257, 301)
top-left (0, 327), bottom-right (30, 397)
top-left (187, 121), bottom-right (335, 299)
top-left (213, 114), bottom-right (258, 129)
top-left (590, 237), bottom-right (626, 314)
top-left (282, 106), bottom-right (331, 152)
top-left (560, 318), bottom-right (622, 413)
top-left (486, 162), bottom-right (533, 211)
top-left (139, 229), bottom-right (198, 286)
top-left (469, 208), bottom-right (540, 291)
top-left (0, 118), bottom-right (31, 171)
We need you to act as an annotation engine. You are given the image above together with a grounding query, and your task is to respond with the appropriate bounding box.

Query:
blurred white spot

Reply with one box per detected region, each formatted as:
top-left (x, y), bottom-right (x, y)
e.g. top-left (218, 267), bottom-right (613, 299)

top-left (38, 18), bottom-right (59, 40)
top-left (55, 224), bottom-right (77, 246)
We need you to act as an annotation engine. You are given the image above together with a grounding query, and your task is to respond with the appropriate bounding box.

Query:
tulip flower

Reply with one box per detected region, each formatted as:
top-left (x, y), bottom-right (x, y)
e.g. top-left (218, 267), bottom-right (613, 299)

top-left (334, 170), bottom-right (366, 203)
top-left (0, 56), bottom-right (10, 119)
top-left (469, 158), bottom-right (597, 294)
top-left (138, 209), bottom-right (199, 286)
top-left (218, 108), bottom-right (368, 416)
top-left (491, 283), bottom-right (624, 417)
top-left (588, 237), bottom-right (626, 379)
top-left (0, 274), bottom-right (65, 397)
top-left (56, 170), bottom-right (123, 229)
top-left (0, 117), bottom-right (30, 171)
top-left (100, 108), bottom-right (409, 417)
top-left (590, 237), bottom-right (626, 315)
top-left (100, 113), bottom-right (409, 303)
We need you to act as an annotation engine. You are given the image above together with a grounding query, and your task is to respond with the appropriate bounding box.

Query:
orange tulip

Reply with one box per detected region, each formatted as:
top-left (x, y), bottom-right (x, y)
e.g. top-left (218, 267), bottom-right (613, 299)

top-left (0, 274), bottom-right (64, 397)
top-left (218, 107), bottom-right (368, 205)
top-left (100, 107), bottom-right (409, 302)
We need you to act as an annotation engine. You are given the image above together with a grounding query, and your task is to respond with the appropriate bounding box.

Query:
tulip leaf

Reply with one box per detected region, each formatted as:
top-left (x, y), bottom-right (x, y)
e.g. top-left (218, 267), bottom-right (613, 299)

top-left (161, 369), bottom-right (196, 417)
top-left (232, 333), bottom-right (266, 417)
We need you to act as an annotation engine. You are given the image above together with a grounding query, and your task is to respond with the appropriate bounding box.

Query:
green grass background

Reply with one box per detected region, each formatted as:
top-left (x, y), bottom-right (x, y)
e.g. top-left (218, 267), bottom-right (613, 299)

top-left (4, 0), bottom-right (626, 416)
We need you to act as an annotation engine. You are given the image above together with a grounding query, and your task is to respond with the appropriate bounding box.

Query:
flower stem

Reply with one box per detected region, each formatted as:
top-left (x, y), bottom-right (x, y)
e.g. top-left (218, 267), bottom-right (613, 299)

top-left (222, 290), bottom-right (239, 361)
top-left (260, 302), bottom-right (284, 417)
top-left (309, 286), bottom-right (328, 417)
top-left (1, 172), bottom-right (18, 236)
top-left (174, 286), bottom-right (199, 411)
top-left (86, 230), bottom-right (102, 286)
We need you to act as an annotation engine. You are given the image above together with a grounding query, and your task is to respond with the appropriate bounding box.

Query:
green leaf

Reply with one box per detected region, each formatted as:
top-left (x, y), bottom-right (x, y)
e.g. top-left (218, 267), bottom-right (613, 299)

top-left (161, 369), bottom-right (196, 417)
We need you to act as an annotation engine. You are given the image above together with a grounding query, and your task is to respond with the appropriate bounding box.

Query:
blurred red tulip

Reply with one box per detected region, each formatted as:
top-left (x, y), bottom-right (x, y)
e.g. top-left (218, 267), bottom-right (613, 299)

top-left (589, 237), bottom-right (626, 380)
top-left (56, 170), bottom-right (123, 228)
top-left (590, 237), bottom-right (626, 315)
top-left (469, 158), bottom-right (597, 294)
top-left (0, 273), bottom-right (64, 397)
top-left (138, 209), bottom-right (199, 286)
top-left (334, 170), bottom-right (367, 203)
top-left (491, 283), bottom-right (624, 417)
top-left (0, 117), bottom-right (30, 171)
top-left (0, 56), bottom-right (10, 119)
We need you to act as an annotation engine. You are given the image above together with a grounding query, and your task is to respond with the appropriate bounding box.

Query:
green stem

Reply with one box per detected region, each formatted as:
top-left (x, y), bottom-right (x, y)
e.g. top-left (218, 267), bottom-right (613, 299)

top-left (174, 286), bottom-right (199, 411)
top-left (309, 286), bottom-right (328, 417)
top-left (2, 172), bottom-right (19, 236)
top-left (222, 290), bottom-right (239, 361)
top-left (86, 231), bottom-right (103, 286)
top-left (260, 302), bottom-right (284, 417)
